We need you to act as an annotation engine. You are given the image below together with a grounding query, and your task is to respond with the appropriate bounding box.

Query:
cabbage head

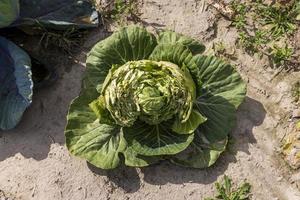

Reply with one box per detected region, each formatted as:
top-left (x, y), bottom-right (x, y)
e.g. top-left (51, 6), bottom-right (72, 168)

top-left (65, 26), bottom-right (246, 169)
top-left (0, 36), bottom-right (32, 130)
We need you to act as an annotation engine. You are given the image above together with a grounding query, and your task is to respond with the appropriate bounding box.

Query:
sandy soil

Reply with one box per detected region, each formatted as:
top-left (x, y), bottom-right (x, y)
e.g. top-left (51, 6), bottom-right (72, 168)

top-left (1, 0), bottom-right (300, 199)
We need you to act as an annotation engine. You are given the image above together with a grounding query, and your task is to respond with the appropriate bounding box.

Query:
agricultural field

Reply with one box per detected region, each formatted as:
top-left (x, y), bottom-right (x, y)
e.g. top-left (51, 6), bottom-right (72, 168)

top-left (0, 0), bottom-right (300, 199)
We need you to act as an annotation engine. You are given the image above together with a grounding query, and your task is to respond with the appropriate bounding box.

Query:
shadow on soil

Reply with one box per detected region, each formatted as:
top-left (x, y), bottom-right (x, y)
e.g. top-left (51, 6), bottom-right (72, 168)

top-left (88, 96), bottom-right (266, 193)
top-left (0, 79), bottom-right (71, 161)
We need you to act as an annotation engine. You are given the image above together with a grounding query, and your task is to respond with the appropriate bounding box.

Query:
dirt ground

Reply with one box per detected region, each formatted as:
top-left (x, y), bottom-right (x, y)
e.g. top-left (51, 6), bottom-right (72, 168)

top-left (1, 0), bottom-right (300, 199)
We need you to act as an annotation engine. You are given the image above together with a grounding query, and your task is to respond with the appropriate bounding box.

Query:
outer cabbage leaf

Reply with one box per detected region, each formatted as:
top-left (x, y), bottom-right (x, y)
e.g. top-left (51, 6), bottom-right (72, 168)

top-left (157, 30), bottom-right (205, 54)
top-left (89, 96), bottom-right (115, 125)
top-left (0, 36), bottom-right (33, 130)
top-left (65, 90), bottom-right (126, 169)
top-left (194, 56), bottom-right (247, 109)
top-left (148, 43), bottom-right (200, 85)
top-left (172, 109), bottom-right (207, 134)
top-left (12, 0), bottom-right (98, 29)
top-left (0, 0), bottom-right (19, 28)
top-left (123, 146), bottom-right (162, 167)
top-left (171, 133), bottom-right (228, 168)
top-left (171, 55), bottom-right (246, 168)
top-left (123, 120), bottom-right (194, 156)
top-left (149, 43), bottom-right (194, 71)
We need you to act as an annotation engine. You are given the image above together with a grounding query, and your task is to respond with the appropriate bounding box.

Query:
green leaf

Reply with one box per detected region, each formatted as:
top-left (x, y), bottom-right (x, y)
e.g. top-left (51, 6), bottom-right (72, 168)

top-left (193, 55), bottom-right (246, 142)
top-left (171, 133), bottom-right (228, 168)
top-left (89, 96), bottom-right (115, 125)
top-left (0, 36), bottom-right (33, 130)
top-left (65, 91), bottom-right (126, 169)
top-left (0, 0), bottom-right (19, 28)
top-left (123, 146), bottom-right (162, 167)
top-left (157, 30), bottom-right (205, 54)
top-left (172, 109), bottom-right (207, 134)
top-left (149, 43), bottom-right (193, 69)
top-left (123, 121), bottom-right (194, 156)
top-left (86, 25), bottom-right (157, 91)
top-left (195, 95), bottom-right (237, 142)
top-left (206, 175), bottom-right (251, 200)
top-left (180, 65), bottom-right (197, 121)
top-left (192, 55), bottom-right (246, 108)
top-left (148, 43), bottom-right (200, 84)
top-left (170, 55), bottom-right (246, 168)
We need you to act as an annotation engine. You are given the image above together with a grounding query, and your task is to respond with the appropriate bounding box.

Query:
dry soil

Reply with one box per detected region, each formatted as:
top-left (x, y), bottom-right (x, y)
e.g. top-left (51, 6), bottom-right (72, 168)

top-left (1, 0), bottom-right (300, 199)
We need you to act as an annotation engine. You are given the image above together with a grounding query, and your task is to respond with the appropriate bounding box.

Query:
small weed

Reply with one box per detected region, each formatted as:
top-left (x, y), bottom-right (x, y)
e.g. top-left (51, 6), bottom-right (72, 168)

top-left (238, 30), bottom-right (268, 53)
top-left (213, 41), bottom-right (226, 55)
top-left (230, 1), bottom-right (248, 30)
top-left (100, 0), bottom-right (141, 26)
top-left (231, 1), bottom-right (270, 53)
top-left (255, 2), bottom-right (299, 39)
top-left (213, 41), bottom-right (236, 61)
top-left (227, 0), bottom-right (299, 70)
top-left (205, 175), bottom-right (252, 200)
top-left (292, 81), bottom-right (300, 103)
top-left (233, 14), bottom-right (247, 30)
top-left (269, 44), bottom-right (293, 66)
top-left (252, 30), bottom-right (269, 48)
top-left (237, 31), bottom-right (251, 49)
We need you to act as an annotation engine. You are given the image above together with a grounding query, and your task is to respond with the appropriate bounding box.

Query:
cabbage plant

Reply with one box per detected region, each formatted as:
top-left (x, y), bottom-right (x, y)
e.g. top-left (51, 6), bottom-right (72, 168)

top-left (65, 26), bottom-right (246, 169)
